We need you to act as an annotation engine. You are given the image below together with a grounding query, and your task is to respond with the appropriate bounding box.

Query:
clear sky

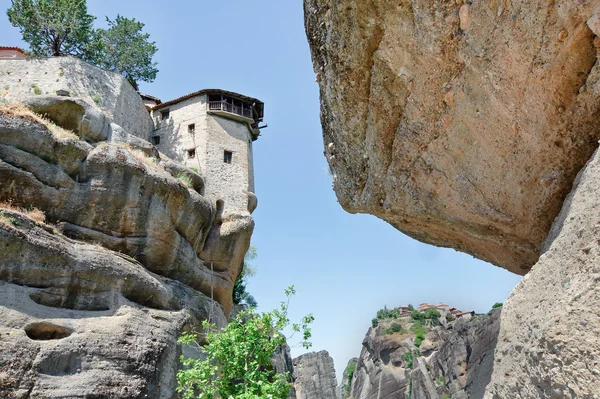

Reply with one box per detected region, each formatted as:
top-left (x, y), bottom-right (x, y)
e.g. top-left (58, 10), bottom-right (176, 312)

top-left (1, 0), bottom-right (522, 381)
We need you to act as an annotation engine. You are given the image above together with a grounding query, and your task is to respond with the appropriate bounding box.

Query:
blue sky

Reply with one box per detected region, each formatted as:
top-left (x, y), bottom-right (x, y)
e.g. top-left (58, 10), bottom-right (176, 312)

top-left (1, 0), bottom-right (522, 381)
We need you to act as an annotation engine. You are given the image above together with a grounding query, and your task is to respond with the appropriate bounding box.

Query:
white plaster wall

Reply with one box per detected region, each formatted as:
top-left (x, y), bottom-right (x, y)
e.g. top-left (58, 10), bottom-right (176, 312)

top-left (204, 115), bottom-right (253, 215)
top-left (153, 95), bottom-right (207, 173)
top-left (153, 95), bottom-right (253, 215)
top-left (0, 56), bottom-right (153, 140)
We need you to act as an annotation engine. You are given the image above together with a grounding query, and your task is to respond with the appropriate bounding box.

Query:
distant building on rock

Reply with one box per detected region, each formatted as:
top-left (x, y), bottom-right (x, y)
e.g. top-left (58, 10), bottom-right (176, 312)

top-left (0, 46), bottom-right (25, 59)
top-left (149, 89), bottom-right (265, 215)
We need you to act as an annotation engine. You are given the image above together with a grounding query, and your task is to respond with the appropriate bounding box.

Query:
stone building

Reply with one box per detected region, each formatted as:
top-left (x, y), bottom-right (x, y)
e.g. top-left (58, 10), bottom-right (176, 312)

top-left (150, 89), bottom-right (265, 215)
top-left (0, 46), bottom-right (25, 59)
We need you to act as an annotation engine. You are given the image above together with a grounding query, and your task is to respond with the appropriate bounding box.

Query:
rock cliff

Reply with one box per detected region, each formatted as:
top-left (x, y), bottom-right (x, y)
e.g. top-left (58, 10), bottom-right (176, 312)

top-left (0, 58), bottom-right (253, 397)
top-left (292, 351), bottom-right (340, 399)
top-left (304, 0), bottom-right (600, 274)
top-left (349, 307), bottom-right (500, 399)
top-left (304, 1), bottom-right (600, 397)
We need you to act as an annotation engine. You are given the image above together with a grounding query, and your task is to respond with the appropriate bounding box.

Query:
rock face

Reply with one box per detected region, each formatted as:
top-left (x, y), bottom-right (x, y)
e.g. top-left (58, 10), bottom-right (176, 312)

top-left (0, 61), bottom-right (253, 397)
top-left (350, 308), bottom-right (500, 399)
top-left (339, 358), bottom-right (358, 398)
top-left (292, 351), bottom-right (340, 399)
top-left (304, 0), bottom-right (600, 274)
top-left (484, 147), bottom-right (600, 398)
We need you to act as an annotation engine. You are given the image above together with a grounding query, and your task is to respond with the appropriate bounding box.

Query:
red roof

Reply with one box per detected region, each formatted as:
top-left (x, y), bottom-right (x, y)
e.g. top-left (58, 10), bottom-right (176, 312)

top-left (0, 46), bottom-right (25, 54)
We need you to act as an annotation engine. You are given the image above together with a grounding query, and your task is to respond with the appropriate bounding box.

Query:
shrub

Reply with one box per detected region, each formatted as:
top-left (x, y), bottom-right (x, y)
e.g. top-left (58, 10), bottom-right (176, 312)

top-left (408, 304), bottom-right (414, 311)
top-left (446, 315), bottom-right (456, 322)
top-left (344, 361), bottom-right (357, 396)
top-left (438, 375), bottom-right (446, 385)
top-left (175, 172), bottom-right (192, 187)
top-left (411, 310), bottom-right (425, 320)
top-left (376, 306), bottom-right (400, 320)
top-left (372, 318), bottom-right (379, 328)
top-left (423, 308), bottom-right (441, 319)
top-left (412, 320), bottom-right (426, 347)
top-left (492, 302), bottom-right (503, 309)
top-left (31, 84), bottom-right (41, 95)
top-left (382, 323), bottom-right (404, 335)
top-left (403, 350), bottom-right (413, 369)
top-left (92, 95), bottom-right (101, 103)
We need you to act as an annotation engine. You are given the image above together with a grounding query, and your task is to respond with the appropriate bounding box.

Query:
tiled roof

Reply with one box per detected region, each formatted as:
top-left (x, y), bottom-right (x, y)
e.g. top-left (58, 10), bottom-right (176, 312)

top-left (0, 46), bottom-right (25, 53)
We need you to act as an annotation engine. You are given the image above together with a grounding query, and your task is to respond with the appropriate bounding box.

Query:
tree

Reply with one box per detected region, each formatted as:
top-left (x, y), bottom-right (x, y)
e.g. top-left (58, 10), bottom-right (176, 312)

top-left (233, 246), bottom-right (258, 307)
top-left (96, 15), bottom-right (158, 90)
top-left (177, 286), bottom-right (314, 399)
top-left (6, 0), bottom-right (97, 58)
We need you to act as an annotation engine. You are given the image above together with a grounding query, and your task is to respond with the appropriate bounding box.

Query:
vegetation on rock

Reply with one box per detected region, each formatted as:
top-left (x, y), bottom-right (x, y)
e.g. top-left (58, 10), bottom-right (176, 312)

top-left (177, 286), bottom-right (314, 399)
top-left (233, 246), bottom-right (258, 307)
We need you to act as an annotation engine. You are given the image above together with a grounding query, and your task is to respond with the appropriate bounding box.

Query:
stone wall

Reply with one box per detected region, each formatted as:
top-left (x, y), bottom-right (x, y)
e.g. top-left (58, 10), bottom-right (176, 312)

top-left (0, 56), bottom-right (153, 140)
top-left (153, 95), bottom-right (255, 215)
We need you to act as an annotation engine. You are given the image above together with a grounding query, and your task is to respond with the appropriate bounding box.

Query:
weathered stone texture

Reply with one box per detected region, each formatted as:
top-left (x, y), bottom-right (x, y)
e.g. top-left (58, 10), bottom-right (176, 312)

top-left (350, 310), bottom-right (500, 399)
top-left (304, 0), bottom-right (600, 274)
top-left (0, 211), bottom-right (227, 399)
top-left (0, 56), bottom-right (153, 140)
top-left (484, 146), bottom-right (600, 398)
top-left (0, 88), bottom-right (253, 396)
top-left (293, 351), bottom-right (340, 399)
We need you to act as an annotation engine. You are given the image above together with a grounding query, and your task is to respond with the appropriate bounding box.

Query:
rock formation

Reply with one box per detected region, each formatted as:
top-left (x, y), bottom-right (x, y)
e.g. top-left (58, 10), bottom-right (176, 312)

top-left (349, 307), bottom-right (500, 399)
top-left (292, 351), bottom-right (340, 399)
top-left (304, 1), bottom-right (600, 397)
top-left (0, 58), bottom-right (253, 397)
top-left (484, 147), bottom-right (600, 398)
top-left (339, 358), bottom-right (358, 398)
top-left (304, 0), bottom-right (600, 274)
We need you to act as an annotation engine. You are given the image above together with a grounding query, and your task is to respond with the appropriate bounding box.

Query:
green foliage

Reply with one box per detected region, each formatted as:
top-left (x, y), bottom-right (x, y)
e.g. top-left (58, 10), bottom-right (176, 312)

top-left (371, 318), bottom-right (378, 328)
top-left (177, 286), bottom-right (313, 399)
top-left (408, 304), bottom-right (414, 311)
top-left (92, 95), bottom-right (100, 103)
top-left (402, 350), bottom-right (414, 369)
top-left (382, 323), bottom-right (404, 335)
top-left (176, 172), bottom-right (193, 187)
top-left (96, 15), bottom-right (158, 90)
top-left (343, 361), bottom-right (357, 396)
top-left (446, 315), bottom-right (456, 322)
top-left (31, 84), bottom-right (41, 95)
top-left (438, 375), bottom-right (446, 385)
top-left (410, 310), bottom-right (425, 320)
top-left (7, 0), bottom-right (98, 58)
top-left (190, 167), bottom-right (199, 174)
top-left (423, 308), bottom-right (441, 319)
top-left (492, 302), bottom-right (503, 309)
top-left (407, 375), bottom-right (413, 399)
top-left (233, 246), bottom-right (258, 307)
top-left (376, 306), bottom-right (400, 320)
top-left (412, 320), bottom-right (426, 347)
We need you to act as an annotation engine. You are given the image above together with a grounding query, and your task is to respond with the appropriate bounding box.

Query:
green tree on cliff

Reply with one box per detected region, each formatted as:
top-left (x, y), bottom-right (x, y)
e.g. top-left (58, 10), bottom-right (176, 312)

top-left (233, 245), bottom-right (258, 307)
top-left (96, 15), bottom-right (158, 90)
top-left (177, 286), bottom-right (314, 399)
top-left (6, 0), bottom-right (98, 58)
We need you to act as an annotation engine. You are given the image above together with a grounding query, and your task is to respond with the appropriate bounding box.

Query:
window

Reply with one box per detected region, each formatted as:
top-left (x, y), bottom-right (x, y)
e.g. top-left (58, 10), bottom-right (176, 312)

top-left (151, 136), bottom-right (160, 145)
top-left (223, 150), bottom-right (232, 164)
top-left (188, 149), bottom-right (196, 159)
top-left (160, 110), bottom-right (170, 120)
top-left (188, 123), bottom-right (195, 134)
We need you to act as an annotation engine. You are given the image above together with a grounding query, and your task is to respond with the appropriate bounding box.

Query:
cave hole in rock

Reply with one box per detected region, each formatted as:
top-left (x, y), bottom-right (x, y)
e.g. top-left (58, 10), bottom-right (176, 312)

top-left (33, 101), bottom-right (85, 134)
top-left (25, 322), bottom-right (73, 340)
top-left (29, 289), bottom-right (112, 311)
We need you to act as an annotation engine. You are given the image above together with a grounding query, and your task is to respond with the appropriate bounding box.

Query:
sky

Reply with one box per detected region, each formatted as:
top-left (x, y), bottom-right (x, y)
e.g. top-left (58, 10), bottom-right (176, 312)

top-left (0, 0), bottom-right (522, 381)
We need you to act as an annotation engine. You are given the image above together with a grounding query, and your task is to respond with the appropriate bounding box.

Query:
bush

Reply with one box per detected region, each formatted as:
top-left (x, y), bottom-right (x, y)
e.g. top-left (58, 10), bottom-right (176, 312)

top-left (446, 315), bottom-right (456, 322)
top-left (382, 323), bottom-right (404, 335)
top-left (492, 302), bottom-right (503, 309)
top-left (371, 318), bottom-right (379, 328)
top-left (408, 304), bottom-right (414, 311)
top-left (410, 310), bottom-right (426, 320)
top-left (438, 375), bottom-right (446, 385)
top-left (412, 320), bottom-right (426, 347)
top-left (376, 306), bottom-right (400, 320)
top-left (423, 308), bottom-right (441, 319)
top-left (402, 350), bottom-right (413, 369)
top-left (344, 361), bottom-right (357, 396)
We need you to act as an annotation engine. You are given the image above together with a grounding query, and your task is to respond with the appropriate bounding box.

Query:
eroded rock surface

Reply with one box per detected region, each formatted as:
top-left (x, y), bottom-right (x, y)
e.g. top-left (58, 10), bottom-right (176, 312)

top-left (292, 351), bottom-right (340, 399)
top-left (305, 0), bottom-right (600, 273)
top-left (349, 309), bottom-right (500, 399)
top-left (484, 147), bottom-right (600, 398)
top-left (0, 68), bottom-right (253, 396)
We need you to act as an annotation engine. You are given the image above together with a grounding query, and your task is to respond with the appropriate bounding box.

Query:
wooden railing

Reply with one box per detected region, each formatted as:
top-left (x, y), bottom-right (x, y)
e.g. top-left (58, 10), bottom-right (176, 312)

top-left (208, 101), bottom-right (253, 119)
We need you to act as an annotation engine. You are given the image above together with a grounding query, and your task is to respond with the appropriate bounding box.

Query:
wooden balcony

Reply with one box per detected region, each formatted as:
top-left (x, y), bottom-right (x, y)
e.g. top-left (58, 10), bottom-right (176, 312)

top-left (208, 101), bottom-right (253, 121)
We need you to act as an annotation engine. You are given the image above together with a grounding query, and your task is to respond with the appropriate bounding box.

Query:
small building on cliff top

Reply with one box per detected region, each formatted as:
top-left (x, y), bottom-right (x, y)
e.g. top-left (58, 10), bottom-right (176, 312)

top-left (149, 89), bottom-right (265, 215)
top-left (0, 46), bottom-right (25, 59)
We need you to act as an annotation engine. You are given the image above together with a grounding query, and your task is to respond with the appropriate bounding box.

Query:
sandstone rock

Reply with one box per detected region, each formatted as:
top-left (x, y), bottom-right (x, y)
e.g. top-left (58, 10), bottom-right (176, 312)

top-left (484, 146), bottom-right (600, 398)
top-left (339, 358), bottom-right (358, 398)
top-left (0, 210), bottom-right (226, 398)
top-left (304, 0), bottom-right (600, 274)
top-left (350, 310), bottom-right (500, 399)
top-left (293, 351), bottom-right (340, 399)
top-left (0, 107), bottom-right (250, 314)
